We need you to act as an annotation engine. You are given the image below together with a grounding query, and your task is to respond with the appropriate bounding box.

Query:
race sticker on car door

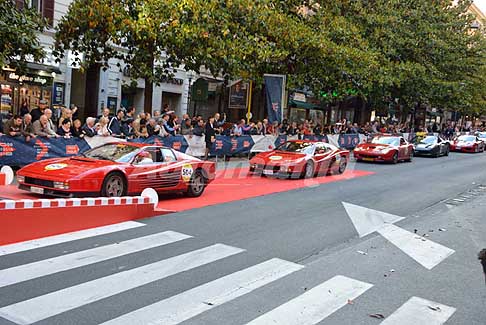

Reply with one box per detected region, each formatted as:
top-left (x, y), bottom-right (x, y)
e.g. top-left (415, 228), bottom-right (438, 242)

top-left (181, 164), bottom-right (194, 182)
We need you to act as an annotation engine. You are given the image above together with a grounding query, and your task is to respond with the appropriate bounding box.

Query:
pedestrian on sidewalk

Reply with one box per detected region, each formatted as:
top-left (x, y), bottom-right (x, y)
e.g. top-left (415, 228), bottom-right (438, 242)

top-left (479, 249), bottom-right (486, 285)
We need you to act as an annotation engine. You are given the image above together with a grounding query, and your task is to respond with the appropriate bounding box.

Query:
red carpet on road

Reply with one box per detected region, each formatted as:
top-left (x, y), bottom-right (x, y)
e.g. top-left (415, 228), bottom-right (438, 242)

top-left (156, 168), bottom-right (374, 212)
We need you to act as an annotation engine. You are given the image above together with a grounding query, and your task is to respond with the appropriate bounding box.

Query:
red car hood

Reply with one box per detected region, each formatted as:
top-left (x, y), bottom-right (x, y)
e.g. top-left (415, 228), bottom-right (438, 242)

top-left (254, 151), bottom-right (307, 164)
top-left (18, 157), bottom-right (119, 180)
top-left (356, 143), bottom-right (391, 151)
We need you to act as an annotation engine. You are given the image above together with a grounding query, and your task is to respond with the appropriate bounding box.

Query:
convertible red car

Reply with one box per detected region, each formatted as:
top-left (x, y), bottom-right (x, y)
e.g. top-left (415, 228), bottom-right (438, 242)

top-left (16, 142), bottom-right (216, 197)
top-left (353, 134), bottom-right (413, 163)
top-left (249, 140), bottom-right (350, 179)
top-left (450, 135), bottom-right (485, 153)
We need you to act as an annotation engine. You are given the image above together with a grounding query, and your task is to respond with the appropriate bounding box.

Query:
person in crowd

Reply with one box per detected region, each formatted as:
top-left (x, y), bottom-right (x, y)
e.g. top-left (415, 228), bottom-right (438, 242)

top-left (139, 123), bottom-right (149, 138)
top-left (204, 116), bottom-right (216, 160)
top-left (108, 109), bottom-right (124, 136)
top-left (125, 106), bottom-right (136, 120)
top-left (57, 119), bottom-right (73, 138)
top-left (71, 119), bottom-right (84, 138)
top-left (232, 119), bottom-right (245, 136)
top-left (122, 118), bottom-right (135, 139)
top-left (33, 115), bottom-right (58, 137)
top-left (162, 114), bottom-right (178, 136)
top-left (4, 115), bottom-right (23, 137)
top-left (58, 108), bottom-right (73, 128)
top-left (98, 107), bottom-right (111, 121)
top-left (30, 99), bottom-right (48, 122)
top-left (69, 104), bottom-right (79, 121)
top-left (146, 118), bottom-right (161, 136)
top-left (21, 114), bottom-right (35, 141)
top-left (97, 117), bottom-right (110, 136)
top-left (153, 110), bottom-right (161, 120)
top-left (214, 112), bottom-right (226, 134)
top-left (82, 117), bottom-right (97, 137)
top-left (262, 119), bottom-right (270, 135)
top-left (313, 123), bottom-right (323, 136)
top-left (192, 119), bottom-right (205, 137)
top-left (180, 118), bottom-right (193, 135)
top-left (20, 99), bottom-right (30, 116)
top-left (251, 121), bottom-right (265, 135)
top-left (43, 109), bottom-right (57, 134)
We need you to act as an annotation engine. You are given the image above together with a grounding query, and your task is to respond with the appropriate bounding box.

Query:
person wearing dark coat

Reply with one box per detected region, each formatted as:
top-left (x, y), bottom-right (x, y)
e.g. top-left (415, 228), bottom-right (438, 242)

top-left (82, 117), bottom-right (97, 137)
top-left (204, 117), bottom-right (216, 160)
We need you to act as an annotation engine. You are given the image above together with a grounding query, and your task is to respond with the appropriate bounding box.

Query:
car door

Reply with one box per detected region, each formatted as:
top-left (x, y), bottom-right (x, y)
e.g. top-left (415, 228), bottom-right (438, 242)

top-left (436, 137), bottom-right (443, 154)
top-left (128, 147), bottom-right (164, 191)
top-left (312, 143), bottom-right (329, 174)
top-left (398, 137), bottom-right (409, 159)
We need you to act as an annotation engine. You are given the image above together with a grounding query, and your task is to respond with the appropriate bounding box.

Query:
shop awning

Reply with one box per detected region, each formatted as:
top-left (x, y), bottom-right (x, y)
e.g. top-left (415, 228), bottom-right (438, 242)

top-left (288, 99), bottom-right (324, 111)
top-left (25, 62), bottom-right (62, 75)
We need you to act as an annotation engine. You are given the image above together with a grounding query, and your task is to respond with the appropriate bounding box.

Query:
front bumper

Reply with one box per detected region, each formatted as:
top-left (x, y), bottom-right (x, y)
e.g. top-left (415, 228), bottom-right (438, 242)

top-left (353, 151), bottom-right (392, 162)
top-left (249, 164), bottom-right (301, 179)
top-left (18, 183), bottom-right (98, 198)
top-left (451, 145), bottom-right (476, 153)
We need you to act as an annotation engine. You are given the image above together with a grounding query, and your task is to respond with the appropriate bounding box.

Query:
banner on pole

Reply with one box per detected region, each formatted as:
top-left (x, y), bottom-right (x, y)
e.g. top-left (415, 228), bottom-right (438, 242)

top-left (264, 74), bottom-right (286, 123)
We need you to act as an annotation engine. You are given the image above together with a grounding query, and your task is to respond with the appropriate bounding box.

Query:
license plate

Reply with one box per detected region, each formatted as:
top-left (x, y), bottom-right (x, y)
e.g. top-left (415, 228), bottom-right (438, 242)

top-left (263, 170), bottom-right (274, 175)
top-left (363, 158), bottom-right (374, 161)
top-left (30, 186), bottom-right (44, 194)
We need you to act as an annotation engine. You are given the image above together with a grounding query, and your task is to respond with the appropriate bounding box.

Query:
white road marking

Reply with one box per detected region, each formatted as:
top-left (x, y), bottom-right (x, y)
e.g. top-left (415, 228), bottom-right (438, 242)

top-left (342, 202), bottom-right (405, 238)
top-left (246, 275), bottom-right (373, 325)
top-left (380, 296), bottom-right (456, 325)
top-left (100, 258), bottom-right (304, 325)
top-left (343, 202), bottom-right (454, 269)
top-left (0, 231), bottom-right (191, 288)
top-left (0, 244), bottom-right (244, 325)
top-left (378, 224), bottom-right (455, 270)
top-left (0, 221), bottom-right (145, 256)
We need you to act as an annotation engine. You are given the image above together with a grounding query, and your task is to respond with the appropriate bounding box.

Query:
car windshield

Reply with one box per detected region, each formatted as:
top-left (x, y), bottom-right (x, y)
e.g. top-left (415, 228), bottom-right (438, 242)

top-left (371, 137), bottom-right (399, 146)
top-left (457, 136), bottom-right (475, 142)
top-left (82, 143), bottom-right (141, 163)
top-left (277, 141), bottom-right (314, 154)
top-left (417, 136), bottom-right (436, 145)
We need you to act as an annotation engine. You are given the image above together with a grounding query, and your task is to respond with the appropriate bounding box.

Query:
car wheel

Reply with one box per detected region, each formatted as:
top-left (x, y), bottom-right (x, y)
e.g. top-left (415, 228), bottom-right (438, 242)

top-left (445, 146), bottom-right (450, 156)
top-left (101, 173), bottom-right (126, 197)
top-left (302, 161), bottom-right (315, 179)
top-left (406, 151), bottom-right (414, 162)
top-left (338, 157), bottom-right (347, 174)
top-left (392, 152), bottom-right (399, 164)
top-left (186, 169), bottom-right (207, 197)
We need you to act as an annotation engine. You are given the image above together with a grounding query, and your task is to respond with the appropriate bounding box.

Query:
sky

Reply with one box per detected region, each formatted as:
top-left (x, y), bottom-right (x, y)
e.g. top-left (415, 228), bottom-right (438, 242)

top-left (475, 0), bottom-right (486, 14)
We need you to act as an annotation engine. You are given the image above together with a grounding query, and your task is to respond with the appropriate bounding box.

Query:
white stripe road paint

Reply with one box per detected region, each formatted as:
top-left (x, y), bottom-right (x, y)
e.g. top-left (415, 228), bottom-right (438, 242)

top-left (246, 275), bottom-right (373, 325)
top-left (342, 202), bottom-right (405, 238)
top-left (343, 202), bottom-right (454, 269)
top-left (0, 231), bottom-right (190, 288)
top-left (0, 244), bottom-right (244, 325)
top-left (0, 221), bottom-right (145, 257)
top-left (380, 296), bottom-right (456, 325)
top-left (100, 258), bottom-right (304, 325)
top-left (377, 224), bottom-right (455, 270)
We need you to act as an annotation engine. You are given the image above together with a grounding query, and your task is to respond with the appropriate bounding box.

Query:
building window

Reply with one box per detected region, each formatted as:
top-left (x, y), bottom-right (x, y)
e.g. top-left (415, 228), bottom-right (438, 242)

top-left (16, 0), bottom-right (54, 26)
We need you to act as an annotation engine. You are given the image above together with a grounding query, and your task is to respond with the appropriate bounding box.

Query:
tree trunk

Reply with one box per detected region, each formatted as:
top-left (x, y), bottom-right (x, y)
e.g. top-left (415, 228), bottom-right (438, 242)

top-left (144, 78), bottom-right (153, 114)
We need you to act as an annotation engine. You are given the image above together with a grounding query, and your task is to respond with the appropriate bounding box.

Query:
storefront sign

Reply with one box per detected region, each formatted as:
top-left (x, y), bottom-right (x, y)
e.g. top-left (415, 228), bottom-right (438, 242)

top-left (53, 82), bottom-right (65, 105)
top-left (293, 93), bottom-right (306, 102)
top-left (107, 97), bottom-right (117, 110)
top-left (5, 72), bottom-right (52, 87)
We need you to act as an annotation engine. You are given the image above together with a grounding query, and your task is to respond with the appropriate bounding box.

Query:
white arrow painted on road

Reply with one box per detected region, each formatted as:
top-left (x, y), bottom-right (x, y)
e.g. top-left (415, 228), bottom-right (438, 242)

top-left (343, 202), bottom-right (455, 270)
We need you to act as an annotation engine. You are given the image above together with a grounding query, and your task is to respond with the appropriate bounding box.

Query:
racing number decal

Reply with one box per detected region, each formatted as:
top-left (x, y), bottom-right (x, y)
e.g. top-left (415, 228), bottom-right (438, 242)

top-left (181, 164), bottom-right (194, 182)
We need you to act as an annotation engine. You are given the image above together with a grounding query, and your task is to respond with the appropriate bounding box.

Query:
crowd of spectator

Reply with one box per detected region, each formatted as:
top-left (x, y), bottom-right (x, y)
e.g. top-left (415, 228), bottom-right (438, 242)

top-left (2, 101), bottom-right (486, 147)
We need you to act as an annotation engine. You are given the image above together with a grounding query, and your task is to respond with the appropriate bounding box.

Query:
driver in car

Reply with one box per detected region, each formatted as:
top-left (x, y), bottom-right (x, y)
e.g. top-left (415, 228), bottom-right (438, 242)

top-left (135, 151), bottom-right (153, 165)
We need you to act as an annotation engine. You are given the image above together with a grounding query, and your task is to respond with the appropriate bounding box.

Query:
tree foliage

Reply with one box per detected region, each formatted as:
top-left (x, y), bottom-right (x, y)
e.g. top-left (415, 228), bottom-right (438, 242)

top-left (0, 0), bottom-right (47, 71)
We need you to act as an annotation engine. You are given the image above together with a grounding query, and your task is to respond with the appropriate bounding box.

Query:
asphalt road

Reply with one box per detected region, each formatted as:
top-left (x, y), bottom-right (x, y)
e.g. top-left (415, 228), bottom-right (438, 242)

top-left (1, 152), bottom-right (486, 324)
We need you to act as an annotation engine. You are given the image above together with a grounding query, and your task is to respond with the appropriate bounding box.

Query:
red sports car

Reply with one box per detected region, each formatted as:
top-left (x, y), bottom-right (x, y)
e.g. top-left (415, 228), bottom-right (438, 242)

top-left (249, 140), bottom-right (350, 179)
top-left (450, 135), bottom-right (485, 153)
top-left (16, 142), bottom-right (216, 197)
top-left (353, 134), bottom-right (413, 163)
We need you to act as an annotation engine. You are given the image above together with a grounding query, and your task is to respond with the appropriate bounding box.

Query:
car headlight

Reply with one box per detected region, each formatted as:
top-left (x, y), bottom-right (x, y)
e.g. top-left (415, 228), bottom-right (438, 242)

top-left (280, 166), bottom-right (292, 173)
top-left (53, 181), bottom-right (70, 190)
top-left (17, 175), bottom-right (25, 183)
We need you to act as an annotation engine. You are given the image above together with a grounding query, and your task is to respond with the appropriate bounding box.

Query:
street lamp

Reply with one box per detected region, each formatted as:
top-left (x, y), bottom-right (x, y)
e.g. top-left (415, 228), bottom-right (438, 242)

top-left (186, 71), bottom-right (196, 116)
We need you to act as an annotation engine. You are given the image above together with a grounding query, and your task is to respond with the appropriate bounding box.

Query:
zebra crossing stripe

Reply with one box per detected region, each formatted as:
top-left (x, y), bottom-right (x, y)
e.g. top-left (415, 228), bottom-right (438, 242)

top-left (0, 231), bottom-right (191, 288)
top-left (246, 275), bottom-right (373, 325)
top-left (380, 297), bottom-right (456, 325)
top-left (0, 221), bottom-right (146, 257)
top-left (0, 244), bottom-right (244, 325)
top-left (100, 258), bottom-right (304, 325)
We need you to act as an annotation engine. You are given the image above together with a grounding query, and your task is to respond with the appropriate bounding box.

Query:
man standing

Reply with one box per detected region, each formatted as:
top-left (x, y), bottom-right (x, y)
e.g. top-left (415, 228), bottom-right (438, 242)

top-left (205, 116), bottom-right (216, 160)
top-left (82, 117), bottom-right (97, 137)
top-left (30, 99), bottom-right (48, 122)
top-left (44, 109), bottom-right (57, 134)
top-left (108, 109), bottom-right (124, 136)
top-left (21, 114), bottom-right (36, 141)
top-left (3, 115), bottom-right (23, 137)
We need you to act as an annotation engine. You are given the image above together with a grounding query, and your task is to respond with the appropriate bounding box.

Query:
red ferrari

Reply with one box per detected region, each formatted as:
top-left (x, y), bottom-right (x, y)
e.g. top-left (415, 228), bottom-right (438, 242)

top-left (16, 142), bottom-right (216, 197)
top-left (249, 140), bottom-right (350, 179)
top-left (353, 134), bottom-right (413, 163)
top-left (450, 135), bottom-right (485, 153)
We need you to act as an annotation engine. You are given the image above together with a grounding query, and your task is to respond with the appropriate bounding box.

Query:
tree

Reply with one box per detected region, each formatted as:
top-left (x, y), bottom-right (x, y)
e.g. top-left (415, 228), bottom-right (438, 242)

top-left (0, 0), bottom-right (47, 71)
